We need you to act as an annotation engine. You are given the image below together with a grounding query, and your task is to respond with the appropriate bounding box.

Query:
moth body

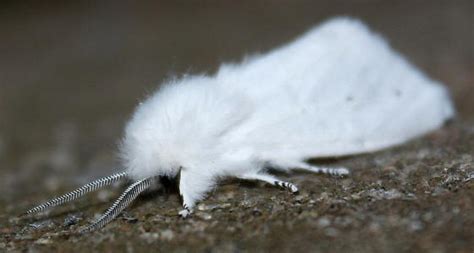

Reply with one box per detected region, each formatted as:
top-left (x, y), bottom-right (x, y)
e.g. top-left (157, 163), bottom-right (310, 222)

top-left (27, 17), bottom-right (454, 232)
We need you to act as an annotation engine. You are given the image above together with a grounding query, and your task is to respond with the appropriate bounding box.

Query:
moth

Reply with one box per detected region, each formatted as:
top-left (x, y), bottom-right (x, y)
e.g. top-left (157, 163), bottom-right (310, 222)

top-left (26, 17), bottom-right (454, 233)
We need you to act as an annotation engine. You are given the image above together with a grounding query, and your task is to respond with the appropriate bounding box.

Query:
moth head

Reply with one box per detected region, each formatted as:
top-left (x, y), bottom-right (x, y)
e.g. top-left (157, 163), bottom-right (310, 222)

top-left (120, 132), bottom-right (183, 180)
top-left (119, 76), bottom-right (220, 180)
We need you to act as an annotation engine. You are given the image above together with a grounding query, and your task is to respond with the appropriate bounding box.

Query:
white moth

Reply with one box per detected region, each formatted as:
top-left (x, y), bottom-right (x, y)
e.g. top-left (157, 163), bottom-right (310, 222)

top-left (26, 17), bottom-right (454, 232)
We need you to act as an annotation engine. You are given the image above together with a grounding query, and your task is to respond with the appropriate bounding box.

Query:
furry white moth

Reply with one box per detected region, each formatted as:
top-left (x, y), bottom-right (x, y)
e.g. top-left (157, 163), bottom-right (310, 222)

top-left (26, 17), bottom-right (454, 232)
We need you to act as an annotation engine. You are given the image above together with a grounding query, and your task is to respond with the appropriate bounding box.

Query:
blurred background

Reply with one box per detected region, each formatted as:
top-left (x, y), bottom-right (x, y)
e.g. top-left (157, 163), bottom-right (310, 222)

top-left (1, 0), bottom-right (473, 195)
top-left (0, 0), bottom-right (472, 252)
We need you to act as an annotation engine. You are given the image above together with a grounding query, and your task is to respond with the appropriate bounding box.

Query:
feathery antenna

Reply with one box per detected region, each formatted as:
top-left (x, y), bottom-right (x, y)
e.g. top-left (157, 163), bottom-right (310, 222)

top-left (79, 177), bottom-right (152, 233)
top-left (26, 172), bottom-right (128, 215)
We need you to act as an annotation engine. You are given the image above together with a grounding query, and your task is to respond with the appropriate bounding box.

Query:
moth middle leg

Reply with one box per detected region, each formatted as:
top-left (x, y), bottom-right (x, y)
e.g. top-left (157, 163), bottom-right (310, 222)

top-left (239, 172), bottom-right (299, 193)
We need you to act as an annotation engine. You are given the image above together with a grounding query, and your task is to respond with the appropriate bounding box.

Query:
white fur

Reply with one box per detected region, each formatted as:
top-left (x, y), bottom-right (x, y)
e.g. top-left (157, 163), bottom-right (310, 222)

top-left (120, 17), bottom-right (454, 209)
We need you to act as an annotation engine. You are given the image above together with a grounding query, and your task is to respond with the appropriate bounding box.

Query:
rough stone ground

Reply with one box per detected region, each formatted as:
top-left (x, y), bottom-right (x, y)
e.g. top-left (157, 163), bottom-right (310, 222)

top-left (0, 1), bottom-right (472, 252)
top-left (3, 123), bottom-right (473, 252)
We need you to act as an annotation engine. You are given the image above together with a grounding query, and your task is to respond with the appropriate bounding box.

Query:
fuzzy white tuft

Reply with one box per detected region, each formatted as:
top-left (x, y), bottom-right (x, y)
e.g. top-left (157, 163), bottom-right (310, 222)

top-left (120, 17), bottom-right (454, 209)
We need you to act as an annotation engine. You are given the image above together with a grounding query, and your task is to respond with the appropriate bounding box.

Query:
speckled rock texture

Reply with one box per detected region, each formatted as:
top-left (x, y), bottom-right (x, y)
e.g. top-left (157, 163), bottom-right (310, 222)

top-left (0, 1), bottom-right (472, 252)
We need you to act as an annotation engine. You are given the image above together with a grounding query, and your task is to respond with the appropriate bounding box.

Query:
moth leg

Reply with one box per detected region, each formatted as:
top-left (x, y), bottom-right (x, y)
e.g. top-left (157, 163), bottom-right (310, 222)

top-left (267, 160), bottom-right (349, 176)
top-left (178, 170), bottom-right (214, 218)
top-left (240, 173), bottom-right (299, 193)
top-left (290, 162), bottom-right (349, 176)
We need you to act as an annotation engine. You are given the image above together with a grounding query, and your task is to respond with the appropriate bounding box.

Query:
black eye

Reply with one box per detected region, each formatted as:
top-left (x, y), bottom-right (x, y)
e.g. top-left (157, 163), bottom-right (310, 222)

top-left (160, 175), bottom-right (178, 189)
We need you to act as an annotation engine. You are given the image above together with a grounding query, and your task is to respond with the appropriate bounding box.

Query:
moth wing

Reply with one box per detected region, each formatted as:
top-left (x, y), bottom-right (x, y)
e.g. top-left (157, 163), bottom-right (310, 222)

top-left (217, 18), bottom-right (454, 160)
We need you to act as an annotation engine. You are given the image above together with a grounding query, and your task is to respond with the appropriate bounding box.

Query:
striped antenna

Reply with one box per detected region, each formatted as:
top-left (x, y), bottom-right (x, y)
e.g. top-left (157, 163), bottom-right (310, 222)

top-left (79, 177), bottom-right (152, 233)
top-left (26, 172), bottom-right (128, 215)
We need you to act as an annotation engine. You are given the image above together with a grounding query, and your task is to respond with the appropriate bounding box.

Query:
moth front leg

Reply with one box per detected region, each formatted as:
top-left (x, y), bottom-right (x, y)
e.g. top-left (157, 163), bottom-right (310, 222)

top-left (178, 169), bottom-right (214, 218)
